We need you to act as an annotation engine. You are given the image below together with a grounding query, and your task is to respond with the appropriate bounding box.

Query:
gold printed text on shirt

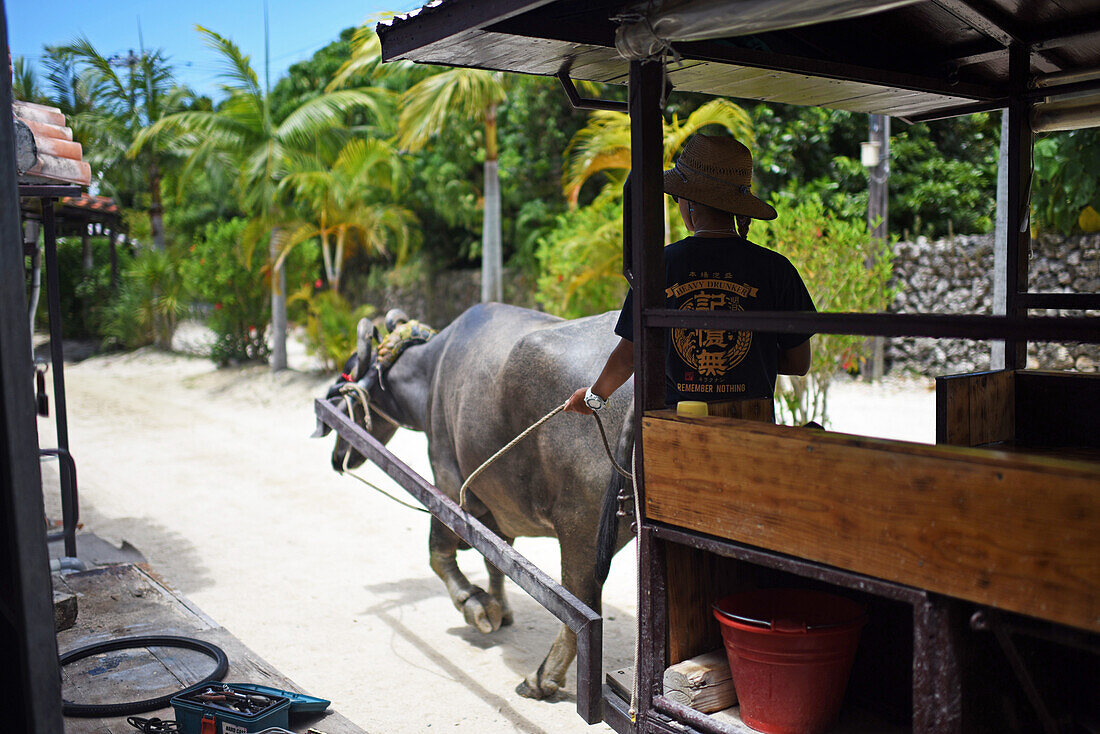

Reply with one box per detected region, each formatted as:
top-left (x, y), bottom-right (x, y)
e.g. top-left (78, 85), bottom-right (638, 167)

top-left (669, 279), bottom-right (756, 377)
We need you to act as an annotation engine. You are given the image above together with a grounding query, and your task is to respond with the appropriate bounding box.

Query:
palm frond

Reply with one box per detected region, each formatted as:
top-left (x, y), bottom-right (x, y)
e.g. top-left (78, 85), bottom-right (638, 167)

top-left (196, 26), bottom-right (263, 100)
top-left (57, 36), bottom-right (129, 110)
top-left (276, 88), bottom-right (390, 148)
top-left (397, 68), bottom-right (506, 151)
top-left (273, 221), bottom-right (323, 270)
top-left (327, 24), bottom-right (383, 91)
top-left (562, 111), bottom-right (631, 204)
top-left (131, 109), bottom-right (252, 157)
top-left (669, 98), bottom-right (754, 155)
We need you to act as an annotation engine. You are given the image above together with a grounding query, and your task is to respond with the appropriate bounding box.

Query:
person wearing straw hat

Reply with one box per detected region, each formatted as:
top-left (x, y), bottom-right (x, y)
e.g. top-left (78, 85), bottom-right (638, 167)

top-left (564, 134), bottom-right (814, 415)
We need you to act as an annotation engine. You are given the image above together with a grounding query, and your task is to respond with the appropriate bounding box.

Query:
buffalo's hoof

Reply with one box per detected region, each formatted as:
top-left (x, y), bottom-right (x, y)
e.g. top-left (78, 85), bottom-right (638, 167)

top-left (462, 588), bottom-right (504, 633)
top-left (515, 674), bottom-right (560, 700)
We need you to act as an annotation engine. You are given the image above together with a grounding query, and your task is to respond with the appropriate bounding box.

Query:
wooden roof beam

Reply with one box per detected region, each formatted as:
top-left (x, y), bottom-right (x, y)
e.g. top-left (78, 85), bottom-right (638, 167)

top-left (675, 38), bottom-right (1000, 100)
top-left (930, 0), bottom-right (1028, 47)
top-left (928, 0), bottom-right (1073, 73)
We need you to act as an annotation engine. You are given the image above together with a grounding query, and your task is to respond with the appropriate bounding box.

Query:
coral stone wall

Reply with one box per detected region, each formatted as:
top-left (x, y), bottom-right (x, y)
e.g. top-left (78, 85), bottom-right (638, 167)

top-left (347, 267), bottom-right (538, 331)
top-left (886, 233), bottom-right (1099, 376)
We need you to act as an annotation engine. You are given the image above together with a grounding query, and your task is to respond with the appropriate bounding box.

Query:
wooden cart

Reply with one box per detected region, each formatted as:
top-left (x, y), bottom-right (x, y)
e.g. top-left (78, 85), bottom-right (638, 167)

top-left (370, 2), bottom-right (1100, 731)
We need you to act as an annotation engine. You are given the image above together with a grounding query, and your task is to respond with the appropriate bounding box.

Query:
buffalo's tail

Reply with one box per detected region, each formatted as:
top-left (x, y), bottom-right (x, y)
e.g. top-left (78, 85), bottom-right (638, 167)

top-left (594, 406), bottom-right (635, 584)
top-left (595, 469), bottom-right (628, 584)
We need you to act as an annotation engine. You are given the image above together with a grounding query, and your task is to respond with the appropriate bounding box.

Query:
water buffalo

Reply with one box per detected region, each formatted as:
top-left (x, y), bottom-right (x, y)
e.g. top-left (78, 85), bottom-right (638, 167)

top-left (319, 303), bottom-right (635, 699)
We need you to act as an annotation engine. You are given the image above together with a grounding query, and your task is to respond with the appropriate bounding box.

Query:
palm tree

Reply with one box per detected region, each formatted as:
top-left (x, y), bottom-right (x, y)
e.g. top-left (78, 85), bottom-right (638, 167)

top-left (39, 45), bottom-right (96, 117)
top-left (133, 26), bottom-right (390, 371)
top-left (277, 137), bottom-right (418, 291)
top-left (11, 57), bottom-right (47, 104)
top-left (398, 69), bottom-right (507, 302)
top-left (563, 99), bottom-right (755, 243)
top-left (332, 29), bottom-right (508, 302)
top-left (61, 38), bottom-right (188, 251)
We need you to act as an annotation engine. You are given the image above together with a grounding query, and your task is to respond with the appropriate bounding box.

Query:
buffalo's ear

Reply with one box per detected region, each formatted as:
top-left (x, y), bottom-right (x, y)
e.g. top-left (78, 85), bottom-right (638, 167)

top-left (355, 317), bottom-right (372, 379)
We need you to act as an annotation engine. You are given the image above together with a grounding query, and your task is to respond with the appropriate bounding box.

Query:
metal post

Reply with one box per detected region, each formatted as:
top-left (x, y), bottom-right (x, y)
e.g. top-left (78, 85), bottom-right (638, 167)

top-left (24, 219), bottom-right (40, 346)
top-left (41, 198), bottom-right (77, 558)
top-left (992, 110), bottom-right (1009, 369)
top-left (41, 200), bottom-right (70, 455)
top-left (867, 114), bottom-right (890, 381)
top-left (1004, 43), bottom-right (1032, 369)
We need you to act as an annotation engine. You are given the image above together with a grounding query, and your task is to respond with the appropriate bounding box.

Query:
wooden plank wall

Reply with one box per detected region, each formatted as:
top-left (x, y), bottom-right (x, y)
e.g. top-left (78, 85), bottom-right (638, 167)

top-left (936, 370), bottom-right (1015, 446)
top-left (642, 413), bottom-right (1100, 633)
top-left (1016, 371), bottom-right (1100, 448)
top-left (705, 397), bottom-right (775, 422)
top-left (665, 545), bottom-right (751, 665)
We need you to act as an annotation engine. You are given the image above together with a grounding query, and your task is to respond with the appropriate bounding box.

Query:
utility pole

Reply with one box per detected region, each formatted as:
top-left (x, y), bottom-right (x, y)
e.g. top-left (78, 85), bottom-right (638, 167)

top-left (109, 45), bottom-right (165, 251)
top-left (991, 110), bottom-right (1009, 369)
top-left (863, 114), bottom-right (890, 380)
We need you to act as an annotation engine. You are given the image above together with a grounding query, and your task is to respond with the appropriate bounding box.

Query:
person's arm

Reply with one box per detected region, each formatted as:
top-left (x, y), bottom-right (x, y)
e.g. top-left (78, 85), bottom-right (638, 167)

top-left (564, 337), bottom-right (635, 414)
top-left (777, 338), bottom-right (811, 376)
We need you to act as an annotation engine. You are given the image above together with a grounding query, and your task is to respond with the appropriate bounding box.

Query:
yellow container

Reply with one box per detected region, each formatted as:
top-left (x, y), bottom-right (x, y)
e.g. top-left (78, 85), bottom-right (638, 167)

top-left (676, 401), bottom-right (708, 417)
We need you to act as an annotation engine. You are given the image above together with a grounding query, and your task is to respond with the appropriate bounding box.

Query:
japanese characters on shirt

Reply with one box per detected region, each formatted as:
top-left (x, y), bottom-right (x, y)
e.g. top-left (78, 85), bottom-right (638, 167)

top-left (668, 270), bottom-right (757, 397)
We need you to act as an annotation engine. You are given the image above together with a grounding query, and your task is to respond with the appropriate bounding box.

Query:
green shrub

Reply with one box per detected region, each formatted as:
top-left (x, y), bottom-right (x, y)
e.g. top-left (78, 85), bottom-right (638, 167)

top-left (1032, 129), bottom-right (1100, 234)
top-left (290, 287), bottom-right (375, 371)
top-left (180, 218), bottom-right (271, 365)
top-left (755, 195), bottom-right (897, 425)
top-left (30, 236), bottom-right (128, 340)
top-left (534, 194), bottom-right (628, 319)
top-left (101, 246), bottom-right (186, 350)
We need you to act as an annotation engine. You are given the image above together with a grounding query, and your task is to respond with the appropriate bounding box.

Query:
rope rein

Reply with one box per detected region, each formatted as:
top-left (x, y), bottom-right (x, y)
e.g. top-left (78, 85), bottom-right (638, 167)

top-left (458, 405), bottom-right (632, 510)
top-left (338, 380), bottom-right (416, 432)
top-left (341, 448), bottom-right (430, 514)
top-left (337, 372), bottom-right (631, 514)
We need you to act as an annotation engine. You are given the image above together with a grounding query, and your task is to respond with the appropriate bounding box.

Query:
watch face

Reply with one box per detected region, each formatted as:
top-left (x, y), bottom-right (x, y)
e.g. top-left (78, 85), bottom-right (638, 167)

top-left (585, 394), bottom-right (602, 409)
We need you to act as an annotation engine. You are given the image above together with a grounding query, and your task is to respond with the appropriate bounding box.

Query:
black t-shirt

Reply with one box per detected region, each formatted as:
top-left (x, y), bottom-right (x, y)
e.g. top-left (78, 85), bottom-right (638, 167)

top-left (615, 235), bottom-right (815, 403)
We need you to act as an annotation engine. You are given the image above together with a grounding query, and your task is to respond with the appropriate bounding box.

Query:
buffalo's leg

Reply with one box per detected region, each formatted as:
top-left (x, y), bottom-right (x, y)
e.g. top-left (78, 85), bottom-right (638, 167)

top-left (478, 515), bottom-right (515, 627)
top-left (485, 555), bottom-right (514, 627)
top-left (516, 538), bottom-right (600, 699)
top-left (429, 516), bottom-right (504, 634)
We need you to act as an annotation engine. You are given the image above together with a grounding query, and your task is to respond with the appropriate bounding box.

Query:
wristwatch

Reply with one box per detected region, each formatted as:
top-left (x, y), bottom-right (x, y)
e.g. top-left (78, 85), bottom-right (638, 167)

top-left (584, 386), bottom-right (608, 411)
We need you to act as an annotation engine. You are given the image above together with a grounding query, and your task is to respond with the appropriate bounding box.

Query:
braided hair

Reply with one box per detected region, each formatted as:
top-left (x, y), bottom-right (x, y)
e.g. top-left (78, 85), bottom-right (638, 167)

top-left (735, 215), bottom-right (751, 239)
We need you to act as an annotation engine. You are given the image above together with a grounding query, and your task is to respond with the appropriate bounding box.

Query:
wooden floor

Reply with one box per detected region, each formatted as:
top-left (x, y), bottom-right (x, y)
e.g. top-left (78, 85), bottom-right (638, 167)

top-left (56, 563), bottom-right (368, 734)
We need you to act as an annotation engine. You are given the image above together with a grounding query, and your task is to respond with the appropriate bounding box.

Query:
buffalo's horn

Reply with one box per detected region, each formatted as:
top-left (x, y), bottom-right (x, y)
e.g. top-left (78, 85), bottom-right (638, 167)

top-left (385, 308), bottom-right (409, 332)
top-left (355, 317), bottom-right (372, 379)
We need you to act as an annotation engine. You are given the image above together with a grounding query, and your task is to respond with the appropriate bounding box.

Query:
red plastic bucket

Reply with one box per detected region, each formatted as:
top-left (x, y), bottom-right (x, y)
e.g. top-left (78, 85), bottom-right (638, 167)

top-left (713, 589), bottom-right (866, 734)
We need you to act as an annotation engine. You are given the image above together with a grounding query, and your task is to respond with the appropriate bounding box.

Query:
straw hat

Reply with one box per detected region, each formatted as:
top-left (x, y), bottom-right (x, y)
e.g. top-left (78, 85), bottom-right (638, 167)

top-left (664, 135), bottom-right (777, 220)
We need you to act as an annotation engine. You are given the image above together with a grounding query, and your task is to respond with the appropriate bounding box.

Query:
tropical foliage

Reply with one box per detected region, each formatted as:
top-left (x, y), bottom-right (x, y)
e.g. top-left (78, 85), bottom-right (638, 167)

top-left (278, 137), bottom-right (417, 292)
top-left (58, 39), bottom-right (191, 251)
top-left (755, 196), bottom-right (897, 425)
top-left (536, 99), bottom-right (754, 317)
top-left (1032, 129), bottom-right (1100, 234)
top-left (132, 26), bottom-right (390, 368)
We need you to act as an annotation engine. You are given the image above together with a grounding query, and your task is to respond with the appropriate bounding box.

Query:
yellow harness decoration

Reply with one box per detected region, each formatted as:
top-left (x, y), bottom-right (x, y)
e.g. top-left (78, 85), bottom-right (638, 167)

top-left (375, 320), bottom-right (437, 371)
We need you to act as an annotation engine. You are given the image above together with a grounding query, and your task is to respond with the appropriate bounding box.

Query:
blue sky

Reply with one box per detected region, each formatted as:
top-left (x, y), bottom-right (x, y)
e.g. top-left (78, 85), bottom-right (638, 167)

top-left (6, 0), bottom-right (422, 99)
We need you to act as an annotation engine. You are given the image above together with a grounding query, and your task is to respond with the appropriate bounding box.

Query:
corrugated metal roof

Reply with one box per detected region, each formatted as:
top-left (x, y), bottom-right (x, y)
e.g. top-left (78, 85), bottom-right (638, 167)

top-left (378, 0), bottom-right (1100, 122)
